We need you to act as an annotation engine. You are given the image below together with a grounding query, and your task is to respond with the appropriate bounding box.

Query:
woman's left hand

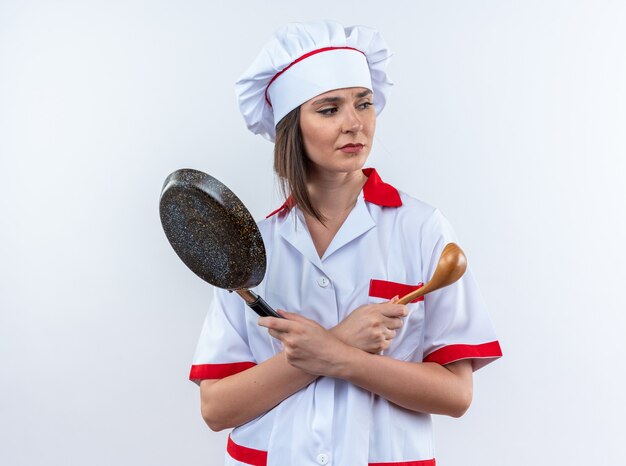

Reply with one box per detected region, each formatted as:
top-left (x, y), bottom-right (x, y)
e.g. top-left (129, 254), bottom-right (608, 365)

top-left (258, 310), bottom-right (351, 377)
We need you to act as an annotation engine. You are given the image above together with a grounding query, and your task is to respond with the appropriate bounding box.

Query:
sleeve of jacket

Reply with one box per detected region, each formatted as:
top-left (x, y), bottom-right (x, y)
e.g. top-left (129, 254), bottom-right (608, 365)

top-left (419, 209), bottom-right (502, 371)
top-left (189, 288), bottom-right (257, 384)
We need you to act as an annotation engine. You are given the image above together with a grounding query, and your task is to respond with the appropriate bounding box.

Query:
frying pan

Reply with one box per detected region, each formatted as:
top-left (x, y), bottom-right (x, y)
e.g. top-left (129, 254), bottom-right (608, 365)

top-left (159, 168), bottom-right (281, 318)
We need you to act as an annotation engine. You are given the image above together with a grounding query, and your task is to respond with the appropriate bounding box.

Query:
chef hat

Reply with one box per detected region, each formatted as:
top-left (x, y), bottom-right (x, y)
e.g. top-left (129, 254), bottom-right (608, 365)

top-left (235, 20), bottom-right (393, 142)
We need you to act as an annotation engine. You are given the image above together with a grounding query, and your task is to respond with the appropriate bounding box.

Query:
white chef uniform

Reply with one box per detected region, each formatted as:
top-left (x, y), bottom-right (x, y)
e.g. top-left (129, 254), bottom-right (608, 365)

top-left (190, 167), bottom-right (502, 466)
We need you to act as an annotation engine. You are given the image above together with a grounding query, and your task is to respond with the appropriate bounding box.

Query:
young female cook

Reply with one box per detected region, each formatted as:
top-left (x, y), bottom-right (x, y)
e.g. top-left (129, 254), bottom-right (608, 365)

top-left (190, 20), bottom-right (502, 466)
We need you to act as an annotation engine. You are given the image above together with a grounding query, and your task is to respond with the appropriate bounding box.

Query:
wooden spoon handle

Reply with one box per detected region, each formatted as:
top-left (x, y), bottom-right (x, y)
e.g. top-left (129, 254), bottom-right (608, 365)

top-left (397, 285), bottom-right (429, 305)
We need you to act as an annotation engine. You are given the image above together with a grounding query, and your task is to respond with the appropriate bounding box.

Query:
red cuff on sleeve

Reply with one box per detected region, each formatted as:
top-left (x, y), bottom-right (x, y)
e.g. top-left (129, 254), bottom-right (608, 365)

top-left (423, 341), bottom-right (502, 367)
top-left (189, 362), bottom-right (257, 381)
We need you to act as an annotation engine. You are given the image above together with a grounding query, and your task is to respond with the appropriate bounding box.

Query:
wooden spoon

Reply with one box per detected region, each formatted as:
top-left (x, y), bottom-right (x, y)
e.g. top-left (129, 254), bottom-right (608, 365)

top-left (397, 243), bottom-right (467, 305)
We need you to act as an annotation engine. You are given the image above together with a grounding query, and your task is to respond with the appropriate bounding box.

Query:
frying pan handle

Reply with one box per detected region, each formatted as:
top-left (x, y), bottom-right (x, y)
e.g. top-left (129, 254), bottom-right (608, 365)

top-left (236, 290), bottom-right (283, 318)
top-left (247, 295), bottom-right (283, 319)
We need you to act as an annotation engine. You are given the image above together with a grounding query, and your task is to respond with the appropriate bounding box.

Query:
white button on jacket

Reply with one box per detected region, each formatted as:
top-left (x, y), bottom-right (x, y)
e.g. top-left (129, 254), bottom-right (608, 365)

top-left (317, 276), bottom-right (330, 288)
top-left (190, 168), bottom-right (502, 466)
top-left (316, 453), bottom-right (329, 465)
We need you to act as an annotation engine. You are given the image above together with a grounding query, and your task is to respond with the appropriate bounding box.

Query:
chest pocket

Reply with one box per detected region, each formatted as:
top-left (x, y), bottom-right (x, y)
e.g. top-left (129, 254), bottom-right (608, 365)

top-left (368, 279), bottom-right (426, 361)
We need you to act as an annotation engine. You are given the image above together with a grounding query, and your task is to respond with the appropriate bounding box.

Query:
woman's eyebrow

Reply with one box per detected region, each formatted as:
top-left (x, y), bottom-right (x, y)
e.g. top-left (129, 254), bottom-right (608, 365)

top-left (311, 90), bottom-right (373, 106)
top-left (311, 96), bottom-right (342, 106)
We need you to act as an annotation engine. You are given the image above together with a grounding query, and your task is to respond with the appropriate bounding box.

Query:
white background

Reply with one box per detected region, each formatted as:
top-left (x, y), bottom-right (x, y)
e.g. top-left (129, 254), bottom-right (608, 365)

top-left (1, 1), bottom-right (625, 465)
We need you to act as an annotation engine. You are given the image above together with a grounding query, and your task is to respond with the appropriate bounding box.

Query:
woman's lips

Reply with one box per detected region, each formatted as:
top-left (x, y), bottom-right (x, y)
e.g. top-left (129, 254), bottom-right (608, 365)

top-left (339, 143), bottom-right (364, 153)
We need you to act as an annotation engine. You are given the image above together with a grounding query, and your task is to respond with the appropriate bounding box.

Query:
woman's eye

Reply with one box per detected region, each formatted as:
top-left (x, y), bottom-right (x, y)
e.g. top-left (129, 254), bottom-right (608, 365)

top-left (317, 107), bottom-right (338, 115)
top-left (358, 101), bottom-right (373, 110)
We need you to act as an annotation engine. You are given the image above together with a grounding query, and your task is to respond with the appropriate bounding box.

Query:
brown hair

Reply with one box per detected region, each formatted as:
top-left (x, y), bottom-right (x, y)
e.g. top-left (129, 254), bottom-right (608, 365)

top-left (274, 107), bottom-right (326, 224)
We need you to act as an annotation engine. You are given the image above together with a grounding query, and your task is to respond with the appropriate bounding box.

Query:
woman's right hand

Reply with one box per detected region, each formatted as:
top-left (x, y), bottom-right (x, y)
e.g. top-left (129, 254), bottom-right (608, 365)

top-left (331, 297), bottom-right (408, 353)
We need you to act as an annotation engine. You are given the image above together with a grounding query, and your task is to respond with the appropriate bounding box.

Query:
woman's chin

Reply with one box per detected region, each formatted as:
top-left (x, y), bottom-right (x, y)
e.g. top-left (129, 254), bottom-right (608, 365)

top-left (309, 157), bottom-right (369, 177)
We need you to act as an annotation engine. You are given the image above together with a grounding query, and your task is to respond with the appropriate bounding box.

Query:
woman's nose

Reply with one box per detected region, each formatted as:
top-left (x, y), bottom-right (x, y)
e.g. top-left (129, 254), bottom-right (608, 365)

top-left (342, 109), bottom-right (363, 133)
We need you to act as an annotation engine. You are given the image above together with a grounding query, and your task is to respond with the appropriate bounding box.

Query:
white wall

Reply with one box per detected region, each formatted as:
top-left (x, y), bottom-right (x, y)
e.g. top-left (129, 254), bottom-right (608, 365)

top-left (1, 1), bottom-right (625, 465)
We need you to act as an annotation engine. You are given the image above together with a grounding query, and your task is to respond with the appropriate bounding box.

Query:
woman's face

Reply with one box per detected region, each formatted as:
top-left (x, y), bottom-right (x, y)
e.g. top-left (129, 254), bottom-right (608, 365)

top-left (299, 87), bottom-right (376, 176)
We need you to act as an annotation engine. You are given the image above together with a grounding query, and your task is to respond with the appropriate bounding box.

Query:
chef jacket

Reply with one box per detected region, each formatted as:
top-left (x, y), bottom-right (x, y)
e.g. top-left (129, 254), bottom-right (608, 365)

top-left (190, 168), bottom-right (502, 466)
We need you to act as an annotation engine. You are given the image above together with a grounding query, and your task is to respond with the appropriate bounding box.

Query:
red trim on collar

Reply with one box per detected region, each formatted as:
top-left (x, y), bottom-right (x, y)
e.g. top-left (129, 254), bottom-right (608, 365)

top-left (265, 196), bottom-right (295, 218)
top-left (266, 168), bottom-right (402, 218)
top-left (361, 168), bottom-right (402, 207)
